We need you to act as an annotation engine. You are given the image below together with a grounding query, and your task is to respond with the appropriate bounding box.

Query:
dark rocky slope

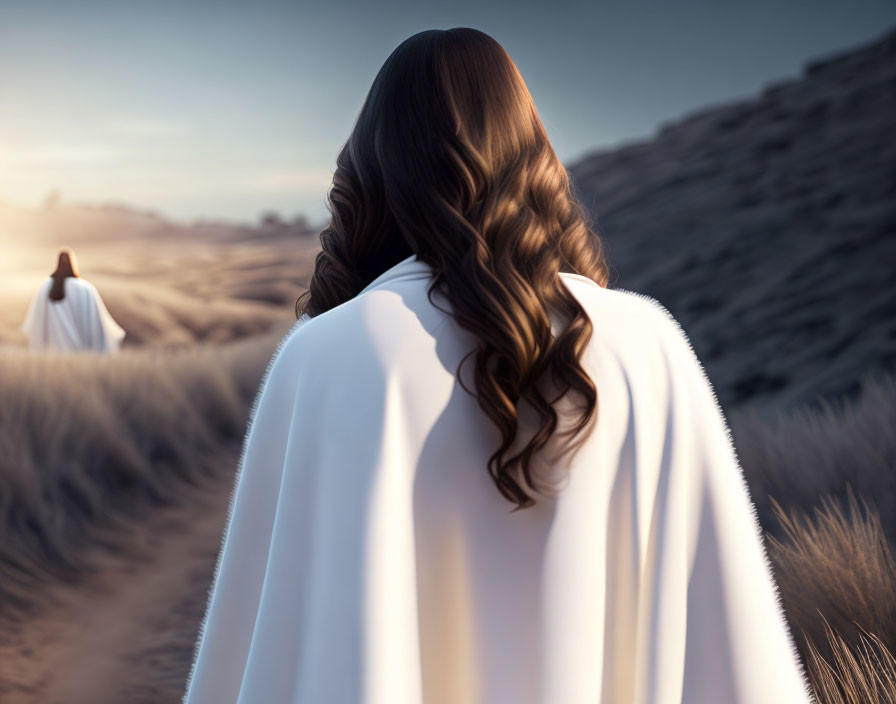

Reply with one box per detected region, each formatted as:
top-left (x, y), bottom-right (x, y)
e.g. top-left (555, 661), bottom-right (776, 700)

top-left (568, 27), bottom-right (896, 418)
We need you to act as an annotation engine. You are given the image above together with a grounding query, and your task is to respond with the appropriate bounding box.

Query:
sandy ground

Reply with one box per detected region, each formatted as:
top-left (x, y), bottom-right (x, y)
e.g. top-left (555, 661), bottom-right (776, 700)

top-left (0, 455), bottom-right (237, 704)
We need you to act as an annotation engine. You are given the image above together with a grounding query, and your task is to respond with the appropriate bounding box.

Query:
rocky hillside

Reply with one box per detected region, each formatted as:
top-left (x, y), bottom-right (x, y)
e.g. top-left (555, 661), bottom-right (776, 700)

top-left (568, 27), bottom-right (896, 418)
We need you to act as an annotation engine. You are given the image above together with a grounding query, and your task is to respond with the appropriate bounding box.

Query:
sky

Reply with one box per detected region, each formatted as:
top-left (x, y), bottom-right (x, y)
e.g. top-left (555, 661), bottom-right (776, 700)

top-left (0, 0), bottom-right (894, 224)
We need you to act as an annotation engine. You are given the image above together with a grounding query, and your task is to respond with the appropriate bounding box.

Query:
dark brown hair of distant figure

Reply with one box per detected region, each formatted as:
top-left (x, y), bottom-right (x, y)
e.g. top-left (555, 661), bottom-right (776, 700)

top-left (49, 248), bottom-right (80, 302)
top-left (296, 28), bottom-right (611, 511)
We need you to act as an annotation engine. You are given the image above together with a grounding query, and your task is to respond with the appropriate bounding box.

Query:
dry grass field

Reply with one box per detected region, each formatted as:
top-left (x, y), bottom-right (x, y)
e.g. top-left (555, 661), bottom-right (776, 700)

top-left (0, 331), bottom-right (282, 703)
top-left (0, 200), bottom-right (314, 347)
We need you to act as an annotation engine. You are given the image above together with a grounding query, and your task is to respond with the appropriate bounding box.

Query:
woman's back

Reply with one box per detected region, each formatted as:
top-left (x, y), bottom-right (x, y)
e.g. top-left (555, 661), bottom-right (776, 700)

top-left (183, 255), bottom-right (811, 703)
top-left (21, 275), bottom-right (125, 354)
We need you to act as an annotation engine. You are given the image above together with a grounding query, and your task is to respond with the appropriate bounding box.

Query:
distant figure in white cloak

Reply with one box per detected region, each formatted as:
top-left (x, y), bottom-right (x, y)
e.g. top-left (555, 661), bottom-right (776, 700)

top-left (21, 248), bottom-right (125, 355)
top-left (184, 28), bottom-right (812, 704)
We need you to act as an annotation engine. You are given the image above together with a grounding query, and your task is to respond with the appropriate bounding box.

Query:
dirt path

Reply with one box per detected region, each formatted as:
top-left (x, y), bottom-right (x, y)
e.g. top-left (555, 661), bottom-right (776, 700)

top-left (0, 466), bottom-right (237, 704)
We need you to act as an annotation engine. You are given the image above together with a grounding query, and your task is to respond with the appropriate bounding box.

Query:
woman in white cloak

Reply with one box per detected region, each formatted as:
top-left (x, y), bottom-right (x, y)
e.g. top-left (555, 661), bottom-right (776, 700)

top-left (21, 248), bottom-right (125, 355)
top-left (183, 28), bottom-right (813, 704)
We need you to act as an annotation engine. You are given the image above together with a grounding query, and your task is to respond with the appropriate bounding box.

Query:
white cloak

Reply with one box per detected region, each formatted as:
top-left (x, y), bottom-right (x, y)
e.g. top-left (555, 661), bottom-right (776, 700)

top-left (20, 277), bottom-right (125, 355)
top-left (183, 255), bottom-right (812, 704)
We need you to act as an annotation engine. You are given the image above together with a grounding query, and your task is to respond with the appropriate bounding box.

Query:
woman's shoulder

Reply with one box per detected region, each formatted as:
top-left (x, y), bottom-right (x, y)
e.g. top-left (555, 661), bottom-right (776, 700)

top-left (260, 291), bottom-right (420, 399)
top-left (265, 302), bottom-right (375, 372)
top-left (65, 276), bottom-right (93, 289)
top-left (559, 273), bottom-right (680, 338)
top-left (557, 272), bottom-right (705, 383)
top-left (280, 279), bottom-right (444, 355)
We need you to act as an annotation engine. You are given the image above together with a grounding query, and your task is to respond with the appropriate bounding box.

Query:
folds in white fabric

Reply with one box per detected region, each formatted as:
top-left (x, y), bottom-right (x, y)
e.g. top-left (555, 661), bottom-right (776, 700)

top-left (20, 277), bottom-right (125, 354)
top-left (182, 258), bottom-right (813, 704)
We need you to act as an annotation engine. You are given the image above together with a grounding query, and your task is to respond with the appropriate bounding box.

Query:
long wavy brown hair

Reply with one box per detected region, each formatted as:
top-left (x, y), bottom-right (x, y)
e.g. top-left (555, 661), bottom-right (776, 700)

top-left (297, 28), bottom-right (611, 510)
top-left (49, 248), bottom-right (80, 302)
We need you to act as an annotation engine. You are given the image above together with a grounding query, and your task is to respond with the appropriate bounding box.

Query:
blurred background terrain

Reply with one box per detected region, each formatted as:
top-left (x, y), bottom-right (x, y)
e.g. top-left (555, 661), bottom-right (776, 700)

top-left (0, 15), bottom-right (894, 704)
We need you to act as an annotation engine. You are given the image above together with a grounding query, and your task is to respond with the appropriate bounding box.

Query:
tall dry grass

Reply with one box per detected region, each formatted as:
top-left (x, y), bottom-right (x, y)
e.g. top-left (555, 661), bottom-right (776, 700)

top-left (746, 372), bottom-right (896, 703)
top-left (805, 623), bottom-right (896, 704)
top-left (769, 493), bottom-right (896, 660)
top-left (733, 370), bottom-right (896, 543)
top-left (768, 494), bottom-right (896, 702)
top-left (0, 328), bottom-right (284, 621)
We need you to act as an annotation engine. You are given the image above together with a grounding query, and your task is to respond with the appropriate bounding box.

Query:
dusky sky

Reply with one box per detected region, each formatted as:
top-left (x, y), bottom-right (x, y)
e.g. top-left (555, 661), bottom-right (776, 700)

top-left (0, 0), bottom-right (893, 223)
